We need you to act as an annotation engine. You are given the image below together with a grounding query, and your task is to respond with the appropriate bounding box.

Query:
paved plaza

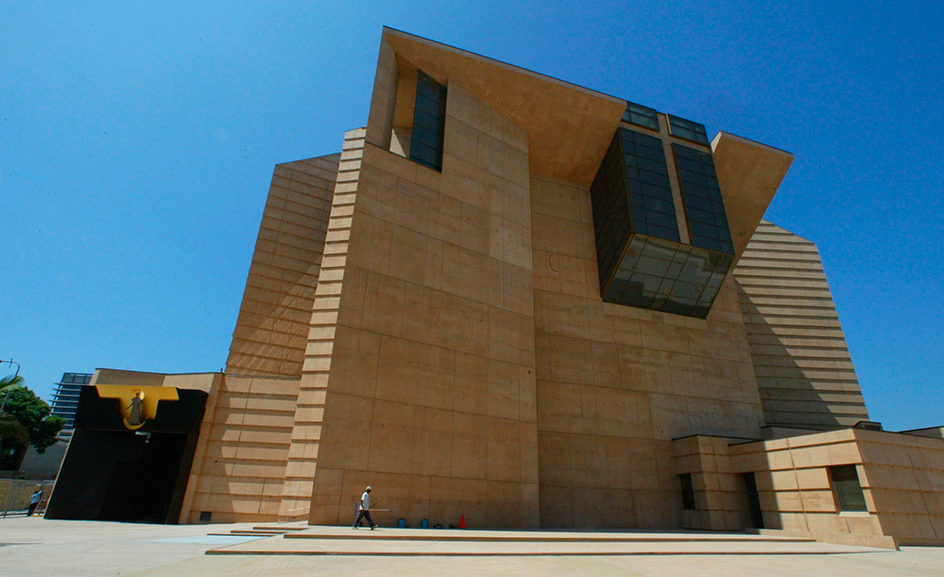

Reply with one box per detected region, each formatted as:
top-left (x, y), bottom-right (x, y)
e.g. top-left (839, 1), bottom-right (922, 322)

top-left (0, 517), bottom-right (942, 577)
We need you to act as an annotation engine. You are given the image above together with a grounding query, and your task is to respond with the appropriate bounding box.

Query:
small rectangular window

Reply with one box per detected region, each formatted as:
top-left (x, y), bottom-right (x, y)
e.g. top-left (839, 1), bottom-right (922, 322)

top-left (830, 465), bottom-right (868, 512)
top-left (680, 473), bottom-right (696, 510)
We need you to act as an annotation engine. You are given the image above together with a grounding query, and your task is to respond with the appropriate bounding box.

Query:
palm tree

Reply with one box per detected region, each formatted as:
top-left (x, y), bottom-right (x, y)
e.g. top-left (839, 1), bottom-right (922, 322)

top-left (0, 375), bottom-right (29, 445)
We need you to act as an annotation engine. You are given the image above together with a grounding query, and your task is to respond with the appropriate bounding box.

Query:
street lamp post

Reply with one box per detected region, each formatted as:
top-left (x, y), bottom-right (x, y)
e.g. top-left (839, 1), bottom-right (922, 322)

top-left (0, 359), bottom-right (20, 379)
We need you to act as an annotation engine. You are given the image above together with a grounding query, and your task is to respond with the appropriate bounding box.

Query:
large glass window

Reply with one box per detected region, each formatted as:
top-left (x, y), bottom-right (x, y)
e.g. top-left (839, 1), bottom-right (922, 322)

top-left (830, 465), bottom-right (868, 512)
top-left (591, 129), bottom-right (732, 318)
top-left (673, 143), bottom-right (734, 255)
top-left (409, 70), bottom-right (447, 171)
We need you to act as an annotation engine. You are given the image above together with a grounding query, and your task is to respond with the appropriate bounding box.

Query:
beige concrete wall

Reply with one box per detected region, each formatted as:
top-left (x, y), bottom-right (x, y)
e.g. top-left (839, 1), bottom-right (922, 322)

top-left (91, 368), bottom-right (167, 388)
top-left (303, 80), bottom-right (539, 529)
top-left (856, 429), bottom-right (944, 545)
top-left (531, 173), bottom-right (766, 529)
top-left (226, 155), bottom-right (340, 378)
top-left (733, 221), bottom-right (869, 429)
top-left (182, 149), bottom-right (338, 522)
top-left (279, 129), bottom-right (366, 519)
top-left (365, 36), bottom-right (398, 151)
top-left (181, 374), bottom-right (299, 524)
top-left (92, 369), bottom-right (218, 393)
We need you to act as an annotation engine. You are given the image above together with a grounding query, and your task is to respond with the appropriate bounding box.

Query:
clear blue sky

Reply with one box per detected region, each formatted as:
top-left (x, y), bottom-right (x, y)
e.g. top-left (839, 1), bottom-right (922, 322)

top-left (1, 2), bottom-right (941, 431)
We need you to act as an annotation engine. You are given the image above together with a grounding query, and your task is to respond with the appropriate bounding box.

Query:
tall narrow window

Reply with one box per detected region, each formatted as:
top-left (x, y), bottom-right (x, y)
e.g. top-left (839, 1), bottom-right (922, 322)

top-left (673, 143), bottom-right (734, 255)
top-left (409, 70), bottom-right (447, 171)
top-left (830, 465), bottom-right (868, 512)
top-left (744, 472), bottom-right (765, 528)
top-left (680, 473), bottom-right (696, 510)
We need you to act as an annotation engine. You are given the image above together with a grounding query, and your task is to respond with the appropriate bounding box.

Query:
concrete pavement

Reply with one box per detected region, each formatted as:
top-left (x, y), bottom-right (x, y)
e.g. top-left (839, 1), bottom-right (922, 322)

top-left (0, 517), bottom-right (942, 577)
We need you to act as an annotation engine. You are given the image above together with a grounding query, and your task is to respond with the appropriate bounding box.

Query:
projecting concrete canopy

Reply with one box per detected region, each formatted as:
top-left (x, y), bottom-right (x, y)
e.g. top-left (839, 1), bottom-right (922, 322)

top-left (711, 132), bottom-right (794, 258)
top-left (382, 27), bottom-right (626, 185)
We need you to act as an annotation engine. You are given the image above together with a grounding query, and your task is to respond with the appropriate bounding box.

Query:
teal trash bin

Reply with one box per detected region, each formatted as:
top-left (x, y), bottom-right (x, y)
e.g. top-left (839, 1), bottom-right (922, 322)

top-left (398, 518), bottom-right (406, 528)
top-left (421, 519), bottom-right (429, 528)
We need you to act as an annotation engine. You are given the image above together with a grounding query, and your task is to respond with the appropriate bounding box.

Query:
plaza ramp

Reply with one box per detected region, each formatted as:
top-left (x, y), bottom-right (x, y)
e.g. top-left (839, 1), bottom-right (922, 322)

top-left (206, 526), bottom-right (885, 556)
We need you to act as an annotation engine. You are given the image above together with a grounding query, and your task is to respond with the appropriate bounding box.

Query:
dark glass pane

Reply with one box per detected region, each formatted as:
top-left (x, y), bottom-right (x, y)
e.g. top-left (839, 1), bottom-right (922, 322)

top-left (413, 110), bottom-right (441, 132)
top-left (646, 211), bottom-right (677, 229)
top-left (671, 282), bottom-right (701, 300)
top-left (411, 144), bottom-right (436, 168)
top-left (636, 145), bottom-right (665, 161)
top-left (637, 157), bottom-right (665, 174)
top-left (647, 225), bottom-right (680, 243)
top-left (634, 256), bottom-right (670, 277)
top-left (639, 169), bottom-right (669, 188)
top-left (690, 304), bottom-right (710, 318)
top-left (685, 195), bottom-right (712, 212)
top-left (412, 124), bottom-right (438, 146)
top-left (626, 291), bottom-right (654, 308)
top-left (658, 278), bottom-right (676, 294)
top-left (643, 196), bottom-right (674, 215)
top-left (665, 262), bottom-right (683, 279)
top-left (415, 94), bottom-right (443, 115)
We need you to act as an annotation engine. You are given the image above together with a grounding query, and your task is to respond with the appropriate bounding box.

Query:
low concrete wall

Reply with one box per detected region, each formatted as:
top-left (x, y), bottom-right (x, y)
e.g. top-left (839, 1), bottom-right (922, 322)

top-left (678, 428), bottom-right (944, 549)
top-left (0, 479), bottom-right (47, 516)
top-left (857, 428), bottom-right (944, 546)
top-left (728, 430), bottom-right (896, 549)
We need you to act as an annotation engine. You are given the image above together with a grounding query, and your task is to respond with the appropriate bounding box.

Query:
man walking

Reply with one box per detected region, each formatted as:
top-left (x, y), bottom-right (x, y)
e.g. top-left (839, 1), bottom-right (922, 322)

top-left (27, 489), bottom-right (42, 516)
top-left (352, 486), bottom-right (376, 530)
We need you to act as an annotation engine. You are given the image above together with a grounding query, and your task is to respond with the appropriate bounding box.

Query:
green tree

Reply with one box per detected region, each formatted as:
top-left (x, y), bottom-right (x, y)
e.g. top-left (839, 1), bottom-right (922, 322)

top-left (0, 375), bottom-right (29, 446)
top-left (0, 382), bottom-right (65, 470)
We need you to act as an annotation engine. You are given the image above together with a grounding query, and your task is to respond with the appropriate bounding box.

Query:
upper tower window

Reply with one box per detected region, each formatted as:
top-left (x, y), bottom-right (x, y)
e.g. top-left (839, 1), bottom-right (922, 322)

top-left (668, 115), bottom-right (710, 146)
top-left (409, 70), bottom-right (447, 171)
top-left (623, 101), bottom-right (660, 131)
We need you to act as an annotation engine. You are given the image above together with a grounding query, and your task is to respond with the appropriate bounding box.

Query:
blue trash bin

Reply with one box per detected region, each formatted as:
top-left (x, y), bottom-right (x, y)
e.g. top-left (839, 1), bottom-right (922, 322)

top-left (421, 518), bottom-right (428, 528)
top-left (398, 518), bottom-right (406, 528)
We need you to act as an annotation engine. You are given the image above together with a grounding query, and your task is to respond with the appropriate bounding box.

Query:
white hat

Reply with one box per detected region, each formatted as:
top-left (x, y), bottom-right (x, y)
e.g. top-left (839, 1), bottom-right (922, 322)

top-left (366, 486), bottom-right (372, 491)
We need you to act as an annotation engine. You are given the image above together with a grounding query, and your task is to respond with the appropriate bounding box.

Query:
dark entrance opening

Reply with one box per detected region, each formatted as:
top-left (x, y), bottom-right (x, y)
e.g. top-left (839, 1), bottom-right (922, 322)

top-left (45, 386), bottom-right (206, 524)
top-left (98, 432), bottom-right (189, 522)
top-left (744, 472), bottom-right (765, 529)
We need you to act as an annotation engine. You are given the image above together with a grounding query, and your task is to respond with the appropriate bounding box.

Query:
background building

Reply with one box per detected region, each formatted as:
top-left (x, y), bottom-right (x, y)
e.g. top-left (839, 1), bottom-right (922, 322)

top-left (50, 372), bottom-right (93, 433)
top-left (46, 28), bottom-right (944, 549)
